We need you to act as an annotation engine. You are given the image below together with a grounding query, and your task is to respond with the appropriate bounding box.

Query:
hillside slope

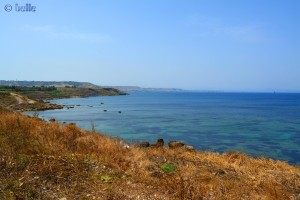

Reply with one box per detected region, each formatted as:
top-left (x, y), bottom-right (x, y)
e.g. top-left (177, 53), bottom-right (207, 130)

top-left (0, 86), bottom-right (126, 112)
top-left (0, 91), bottom-right (62, 112)
top-left (0, 80), bottom-right (101, 89)
top-left (0, 108), bottom-right (299, 199)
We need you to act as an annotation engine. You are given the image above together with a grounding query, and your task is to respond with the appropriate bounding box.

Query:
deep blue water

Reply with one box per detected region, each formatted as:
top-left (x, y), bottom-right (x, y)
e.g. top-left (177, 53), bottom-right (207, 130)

top-left (31, 92), bottom-right (300, 164)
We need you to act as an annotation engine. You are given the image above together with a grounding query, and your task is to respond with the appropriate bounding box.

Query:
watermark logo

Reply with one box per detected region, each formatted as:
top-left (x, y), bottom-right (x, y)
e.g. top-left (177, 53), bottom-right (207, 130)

top-left (4, 3), bottom-right (36, 12)
top-left (4, 4), bottom-right (12, 12)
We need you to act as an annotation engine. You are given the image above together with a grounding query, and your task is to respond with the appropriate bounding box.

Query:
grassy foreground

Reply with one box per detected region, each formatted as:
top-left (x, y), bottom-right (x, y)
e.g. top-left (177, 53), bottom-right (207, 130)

top-left (0, 108), bottom-right (299, 199)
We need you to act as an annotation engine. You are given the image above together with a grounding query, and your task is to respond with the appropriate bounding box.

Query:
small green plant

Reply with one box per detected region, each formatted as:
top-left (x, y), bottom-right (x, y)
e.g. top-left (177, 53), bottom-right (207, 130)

top-left (100, 175), bottom-right (113, 183)
top-left (160, 163), bottom-right (176, 174)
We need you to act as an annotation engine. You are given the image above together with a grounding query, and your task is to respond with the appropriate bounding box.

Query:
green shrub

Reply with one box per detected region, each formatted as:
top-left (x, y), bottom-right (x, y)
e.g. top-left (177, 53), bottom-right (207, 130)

top-left (160, 163), bottom-right (176, 174)
top-left (100, 175), bottom-right (113, 183)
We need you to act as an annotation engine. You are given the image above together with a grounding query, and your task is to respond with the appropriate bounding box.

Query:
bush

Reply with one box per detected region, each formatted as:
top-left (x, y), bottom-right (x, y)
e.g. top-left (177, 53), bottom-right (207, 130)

top-left (160, 163), bottom-right (176, 174)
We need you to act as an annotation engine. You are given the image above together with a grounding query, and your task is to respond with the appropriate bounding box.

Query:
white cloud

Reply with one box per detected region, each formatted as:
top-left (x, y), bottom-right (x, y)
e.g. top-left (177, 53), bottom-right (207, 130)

top-left (20, 25), bottom-right (113, 43)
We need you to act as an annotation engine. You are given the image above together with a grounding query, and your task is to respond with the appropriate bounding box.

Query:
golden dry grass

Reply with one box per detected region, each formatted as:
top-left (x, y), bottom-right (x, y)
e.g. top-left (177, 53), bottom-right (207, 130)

top-left (0, 108), bottom-right (299, 199)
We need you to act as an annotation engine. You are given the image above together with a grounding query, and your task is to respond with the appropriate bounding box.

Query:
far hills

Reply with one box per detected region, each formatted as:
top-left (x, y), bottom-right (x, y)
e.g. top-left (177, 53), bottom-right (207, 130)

top-left (109, 86), bottom-right (185, 92)
top-left (0, 80), bottom-right (101, 89)
top-left (0, 80), bottom-right (185, 92)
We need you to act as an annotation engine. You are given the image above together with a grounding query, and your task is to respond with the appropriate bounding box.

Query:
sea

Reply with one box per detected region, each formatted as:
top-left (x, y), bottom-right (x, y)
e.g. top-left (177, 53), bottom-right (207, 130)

top-left (30, 92), bottom-right (300, 164)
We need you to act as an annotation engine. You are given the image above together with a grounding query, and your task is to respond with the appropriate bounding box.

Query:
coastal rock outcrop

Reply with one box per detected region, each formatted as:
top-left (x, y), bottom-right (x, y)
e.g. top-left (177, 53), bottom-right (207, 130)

top-left (184, 145), bottom-right (195, 152)
top-left (133, 138), bottom-right (195, 152)
top-left (168, 141), bottom-right (185, 149)
top-left (155, 138), bottom-right (164, 148)
top-left (168, 141), bottom-right (195, 152)
top-left (135, 142), bottom-right (150, 148)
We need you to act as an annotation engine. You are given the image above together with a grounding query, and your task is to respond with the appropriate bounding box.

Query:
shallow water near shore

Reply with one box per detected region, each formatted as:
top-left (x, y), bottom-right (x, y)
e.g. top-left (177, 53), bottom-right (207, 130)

top-left (30, 92), bottom-right (300, 164)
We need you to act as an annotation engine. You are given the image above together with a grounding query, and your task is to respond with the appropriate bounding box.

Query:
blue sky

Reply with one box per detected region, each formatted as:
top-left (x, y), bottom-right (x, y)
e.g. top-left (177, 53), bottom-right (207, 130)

top-left (1, 0), bottom-right (300, 91)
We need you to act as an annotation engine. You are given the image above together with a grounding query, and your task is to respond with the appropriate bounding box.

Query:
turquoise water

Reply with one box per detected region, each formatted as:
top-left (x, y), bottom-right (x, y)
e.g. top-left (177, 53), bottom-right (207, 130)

top-left (33, 92), bottom-right (300, 164)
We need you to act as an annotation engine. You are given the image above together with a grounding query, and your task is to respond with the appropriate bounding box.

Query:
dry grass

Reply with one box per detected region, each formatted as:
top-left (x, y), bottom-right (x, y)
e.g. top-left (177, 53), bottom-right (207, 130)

top-left (0, 92), bottom-right (17, 109)
top-left (0, 108), bottom-right (299, 199)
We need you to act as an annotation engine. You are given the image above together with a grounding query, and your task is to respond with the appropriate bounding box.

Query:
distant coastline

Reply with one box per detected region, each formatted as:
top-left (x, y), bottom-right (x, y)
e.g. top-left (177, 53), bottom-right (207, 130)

top-left (0, 81), bottom-right (126, 112)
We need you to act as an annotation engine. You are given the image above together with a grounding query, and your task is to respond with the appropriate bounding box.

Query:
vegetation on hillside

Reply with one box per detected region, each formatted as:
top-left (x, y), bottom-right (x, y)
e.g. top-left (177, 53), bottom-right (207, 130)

top-left (0, 86), bottom-right (126, 100)
top-left (0, 80), bottom-right (101, 89)
top-left (0, 92), bottom-right (17, 107)
top-left (0, 86), bottom-right (126, 112)
top-left (0, 108), bottom-right (299, 199)
top-left (0, 91), bottom-right (62, 112)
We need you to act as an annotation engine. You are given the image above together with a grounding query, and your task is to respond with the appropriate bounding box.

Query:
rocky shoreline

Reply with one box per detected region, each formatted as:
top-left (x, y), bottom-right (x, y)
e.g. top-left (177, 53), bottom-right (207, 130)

top-left (134, 138), bottom-right (195, 152)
